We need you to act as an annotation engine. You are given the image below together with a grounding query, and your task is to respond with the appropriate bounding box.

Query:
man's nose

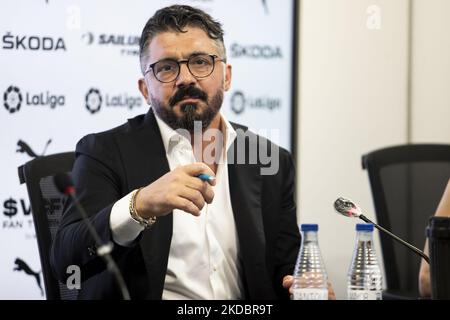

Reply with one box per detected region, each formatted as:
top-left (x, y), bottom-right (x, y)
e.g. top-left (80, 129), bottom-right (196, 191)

top-left (175, 63), bottom-right (196, 87)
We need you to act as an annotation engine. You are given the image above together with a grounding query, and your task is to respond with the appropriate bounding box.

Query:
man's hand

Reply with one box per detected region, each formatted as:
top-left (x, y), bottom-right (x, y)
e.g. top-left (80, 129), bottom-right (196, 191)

top-left (135, 163), bottom-right (216, 219)
top-left (282, 275), bottom-right (336, 300)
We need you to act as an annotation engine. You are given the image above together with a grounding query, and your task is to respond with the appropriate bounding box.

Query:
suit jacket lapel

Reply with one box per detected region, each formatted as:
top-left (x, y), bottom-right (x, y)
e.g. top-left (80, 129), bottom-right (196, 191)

top-left (228, 126), bottom-right (268, 298)
top-left (117, 108), bottom-right (172, 299)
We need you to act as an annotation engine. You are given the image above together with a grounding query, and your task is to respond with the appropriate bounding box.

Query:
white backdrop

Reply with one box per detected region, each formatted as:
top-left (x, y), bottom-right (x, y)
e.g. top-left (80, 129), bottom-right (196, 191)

top-left (0, 0), bottom-right (295, 299)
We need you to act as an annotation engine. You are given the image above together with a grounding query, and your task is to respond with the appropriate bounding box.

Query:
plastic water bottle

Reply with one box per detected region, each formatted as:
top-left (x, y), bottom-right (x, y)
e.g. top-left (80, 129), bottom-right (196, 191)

top-left (347, 223), bottom-right (383, 300)
top-left (291, 224), bottom-right (328, 300)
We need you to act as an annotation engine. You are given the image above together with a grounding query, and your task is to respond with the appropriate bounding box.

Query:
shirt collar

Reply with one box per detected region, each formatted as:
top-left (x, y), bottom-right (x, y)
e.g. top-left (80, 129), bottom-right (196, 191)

top-left (222, 114), bottom-right (237, 154)
top-left (154, 110), bottom-right (189, 154)
top-left (153, 108), bottom-right (237, 155)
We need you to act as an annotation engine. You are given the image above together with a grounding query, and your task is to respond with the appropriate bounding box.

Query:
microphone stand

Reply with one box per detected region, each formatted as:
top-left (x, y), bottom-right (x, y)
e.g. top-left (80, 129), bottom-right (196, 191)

top-left (358, 214), bottom-right (430, 264)
top-left (67, 192), bottom-right (131, 300)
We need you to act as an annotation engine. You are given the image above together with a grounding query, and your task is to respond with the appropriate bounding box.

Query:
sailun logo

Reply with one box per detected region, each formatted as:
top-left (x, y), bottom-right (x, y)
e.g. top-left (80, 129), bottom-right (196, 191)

top-left (81, 32), bottom-right (140, 56)
top-left (81, 32), bottom-right (95, 45)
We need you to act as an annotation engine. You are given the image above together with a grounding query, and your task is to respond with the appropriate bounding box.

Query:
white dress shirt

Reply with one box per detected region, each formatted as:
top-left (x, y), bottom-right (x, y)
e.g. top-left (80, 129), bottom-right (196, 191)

top-left (109, 111), bottom-right (243, 300)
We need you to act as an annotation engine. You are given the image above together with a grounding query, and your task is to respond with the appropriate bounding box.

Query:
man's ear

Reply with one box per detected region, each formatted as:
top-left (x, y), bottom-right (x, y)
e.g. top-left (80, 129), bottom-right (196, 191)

top-left (224, 64), bottom-right (232, 91)
top-left (138, 78), bottom-right (151, 104)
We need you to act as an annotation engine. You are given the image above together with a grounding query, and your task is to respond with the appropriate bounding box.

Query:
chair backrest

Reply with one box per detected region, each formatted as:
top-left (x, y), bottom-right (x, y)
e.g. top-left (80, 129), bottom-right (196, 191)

top-left (18, 152), bottom-right (76, 300)
top-left (362, 144), bottom-right (450, 299)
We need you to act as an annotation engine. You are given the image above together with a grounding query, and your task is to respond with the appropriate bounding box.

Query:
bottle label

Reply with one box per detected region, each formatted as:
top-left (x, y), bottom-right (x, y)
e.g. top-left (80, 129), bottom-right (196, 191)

top-left (292, 288), bottom-right (328, 300)
top-left (347, 290), bottom-right (382, 300)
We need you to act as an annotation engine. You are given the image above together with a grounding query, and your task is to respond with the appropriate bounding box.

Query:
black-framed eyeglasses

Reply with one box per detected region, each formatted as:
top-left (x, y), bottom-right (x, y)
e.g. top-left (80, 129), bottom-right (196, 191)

top-left (144, 54), bottom-right (225, 83)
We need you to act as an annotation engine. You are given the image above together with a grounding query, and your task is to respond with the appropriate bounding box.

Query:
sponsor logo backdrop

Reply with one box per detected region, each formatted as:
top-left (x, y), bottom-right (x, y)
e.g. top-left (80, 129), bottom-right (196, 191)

top-left (0, 0), bottom-right (295, 299)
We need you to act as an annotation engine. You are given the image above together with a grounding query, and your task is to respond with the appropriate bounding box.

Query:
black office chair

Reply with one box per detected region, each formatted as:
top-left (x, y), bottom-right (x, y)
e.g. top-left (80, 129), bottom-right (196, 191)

top-left (18, 152), bottom-right (77, 300)
top-left (362, 144), bottom-right (450, 299)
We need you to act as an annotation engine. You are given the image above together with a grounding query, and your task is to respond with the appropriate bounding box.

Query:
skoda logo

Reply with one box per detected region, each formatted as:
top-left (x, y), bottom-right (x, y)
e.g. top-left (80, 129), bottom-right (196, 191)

top-left (3, 86), bottom-right (23, 114)
top-left (231, 91), bottom-right (246, 115)
top-left (85, 88), bottom-right (102, 114)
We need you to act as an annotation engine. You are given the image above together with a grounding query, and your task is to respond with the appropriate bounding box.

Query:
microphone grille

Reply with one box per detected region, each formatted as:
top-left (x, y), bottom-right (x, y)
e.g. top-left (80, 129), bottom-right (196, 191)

top-left (334, 197), bottom-right (360, 217)
top-left (53, 173), bottom-right (74, 195)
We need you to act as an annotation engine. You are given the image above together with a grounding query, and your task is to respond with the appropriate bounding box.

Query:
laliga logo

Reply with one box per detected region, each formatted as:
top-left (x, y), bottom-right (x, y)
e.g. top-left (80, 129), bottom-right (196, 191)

top-left (230, 91), bottom-right (281, 115)
top-left (3, 86), bottom-right (22, 114)
top-left (231, 91), bottom-right (246, 115)
top-left (85, 88), bottom-right (102, 114)
top-left (3, 85), bottom-right (65, 113)
top-left (85, 88), bottom-right (142, 114)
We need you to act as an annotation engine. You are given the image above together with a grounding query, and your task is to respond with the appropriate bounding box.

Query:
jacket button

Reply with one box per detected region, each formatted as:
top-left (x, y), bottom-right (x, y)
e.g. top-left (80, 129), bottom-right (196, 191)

top-left (88, 245), bottom-right (96, 256)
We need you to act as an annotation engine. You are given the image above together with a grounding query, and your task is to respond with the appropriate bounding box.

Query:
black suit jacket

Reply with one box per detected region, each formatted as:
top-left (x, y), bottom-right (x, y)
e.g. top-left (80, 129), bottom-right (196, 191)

top-left (51, 109), bottom-right (300, 299)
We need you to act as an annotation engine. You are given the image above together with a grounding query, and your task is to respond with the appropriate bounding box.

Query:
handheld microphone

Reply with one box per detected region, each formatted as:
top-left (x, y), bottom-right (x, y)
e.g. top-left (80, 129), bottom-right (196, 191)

top-left (333, 197), bottom-right (430, 264)
top-left (53, 173), bottom-right (131, 300)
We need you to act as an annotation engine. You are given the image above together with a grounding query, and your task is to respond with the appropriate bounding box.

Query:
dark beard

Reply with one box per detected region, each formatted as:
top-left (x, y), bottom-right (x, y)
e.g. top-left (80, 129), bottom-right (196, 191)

top-left (151, 86), bottom-right (223, 132)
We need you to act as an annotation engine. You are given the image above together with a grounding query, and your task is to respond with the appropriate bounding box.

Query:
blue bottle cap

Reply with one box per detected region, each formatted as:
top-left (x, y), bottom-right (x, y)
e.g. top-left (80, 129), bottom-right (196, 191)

top-left (356, 223), bottom-right (374, 231)
top-left (301, 224), bottom-right (318, 231)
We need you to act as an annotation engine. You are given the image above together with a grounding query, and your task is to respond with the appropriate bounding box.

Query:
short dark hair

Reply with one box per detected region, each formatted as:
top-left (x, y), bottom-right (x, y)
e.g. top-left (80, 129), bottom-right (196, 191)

top-left (139, 5), bottom-right (226, 73)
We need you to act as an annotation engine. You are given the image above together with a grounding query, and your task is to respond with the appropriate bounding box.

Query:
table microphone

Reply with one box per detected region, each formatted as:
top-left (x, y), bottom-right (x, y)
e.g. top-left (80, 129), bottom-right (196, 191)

top-left (333, 197), bottom-right (430, 264)
top-left (53, 172), bottom-right (131, 300)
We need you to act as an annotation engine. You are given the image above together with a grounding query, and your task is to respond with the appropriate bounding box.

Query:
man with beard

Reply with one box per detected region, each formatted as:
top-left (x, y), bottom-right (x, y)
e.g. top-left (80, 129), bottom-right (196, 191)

top-left (51, 5), bottom-right (304, 300)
